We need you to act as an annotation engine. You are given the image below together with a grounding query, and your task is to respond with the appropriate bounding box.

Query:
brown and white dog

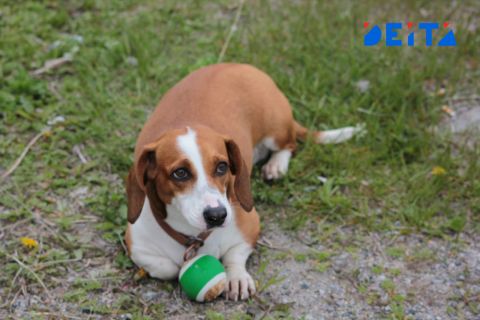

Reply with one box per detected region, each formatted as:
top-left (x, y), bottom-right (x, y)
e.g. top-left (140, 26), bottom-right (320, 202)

top-left (125, 63), bottom-right (363, 301)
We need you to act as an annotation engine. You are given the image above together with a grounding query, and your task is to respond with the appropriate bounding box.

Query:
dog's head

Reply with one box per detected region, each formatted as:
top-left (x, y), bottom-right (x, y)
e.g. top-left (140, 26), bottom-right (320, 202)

top-left (127, 126), bottom-right (253, 231)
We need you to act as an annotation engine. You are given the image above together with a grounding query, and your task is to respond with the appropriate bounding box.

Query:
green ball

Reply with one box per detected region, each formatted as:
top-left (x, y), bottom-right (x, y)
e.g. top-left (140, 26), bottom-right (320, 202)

top-left (179, 254), bottom-right (226, 302)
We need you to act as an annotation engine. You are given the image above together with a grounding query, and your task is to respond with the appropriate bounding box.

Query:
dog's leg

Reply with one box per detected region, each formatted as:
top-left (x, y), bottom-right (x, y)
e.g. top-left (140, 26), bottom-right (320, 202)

top-left (131, 252), bottom-right (179, 280)
top-left (258, 128), bottom-right (296, 181)
top-left (261, 149), bottom-right (292, 181)
top-left (260, 122), bottom-right (365, 181)
top-left (222, 242), bottom-right (255, 301)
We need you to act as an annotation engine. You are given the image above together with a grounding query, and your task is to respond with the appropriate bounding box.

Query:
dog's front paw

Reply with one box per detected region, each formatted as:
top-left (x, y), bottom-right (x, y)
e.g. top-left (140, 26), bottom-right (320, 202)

top-left (224, 267), bottom-right (256, 301)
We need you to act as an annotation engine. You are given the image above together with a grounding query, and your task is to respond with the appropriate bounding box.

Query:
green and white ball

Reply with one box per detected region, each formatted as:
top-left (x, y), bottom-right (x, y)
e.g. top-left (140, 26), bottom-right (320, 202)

top-left (179, 254), bottom-right (226, 302)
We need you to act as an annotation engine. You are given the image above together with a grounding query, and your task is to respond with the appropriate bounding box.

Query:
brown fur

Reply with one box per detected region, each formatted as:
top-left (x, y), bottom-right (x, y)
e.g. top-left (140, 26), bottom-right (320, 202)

top-left (128, 63), bottom-right (305, 245)
top-left (134, 64), bottom-right (298, 165)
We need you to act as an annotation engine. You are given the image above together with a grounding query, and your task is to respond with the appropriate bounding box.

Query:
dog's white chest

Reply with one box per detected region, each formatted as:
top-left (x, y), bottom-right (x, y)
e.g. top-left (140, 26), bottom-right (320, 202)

top-left (129, 199), bottom-right (247, 270)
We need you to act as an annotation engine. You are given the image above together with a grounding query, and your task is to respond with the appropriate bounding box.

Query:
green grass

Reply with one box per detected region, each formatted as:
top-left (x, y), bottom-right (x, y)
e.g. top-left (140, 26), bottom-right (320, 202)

top-left (0, 0), bottom-right (479, 318)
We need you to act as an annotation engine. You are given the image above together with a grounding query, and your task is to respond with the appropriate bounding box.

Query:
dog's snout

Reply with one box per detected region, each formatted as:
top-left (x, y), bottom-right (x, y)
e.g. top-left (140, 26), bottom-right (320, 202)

top-left (203, 205), bottom-right (227, 228)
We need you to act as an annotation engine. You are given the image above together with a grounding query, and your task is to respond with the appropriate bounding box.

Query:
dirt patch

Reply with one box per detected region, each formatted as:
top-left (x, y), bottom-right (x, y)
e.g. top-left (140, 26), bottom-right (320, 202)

top-left (257, 222), bottom-right (480, 319)
top-left (3, 205), bottom-right (479, 319)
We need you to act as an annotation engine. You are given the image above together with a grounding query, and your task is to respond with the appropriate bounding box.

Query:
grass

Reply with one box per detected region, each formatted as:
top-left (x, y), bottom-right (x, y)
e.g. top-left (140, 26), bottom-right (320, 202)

top-left (0, 0), bottom-right (479, 318)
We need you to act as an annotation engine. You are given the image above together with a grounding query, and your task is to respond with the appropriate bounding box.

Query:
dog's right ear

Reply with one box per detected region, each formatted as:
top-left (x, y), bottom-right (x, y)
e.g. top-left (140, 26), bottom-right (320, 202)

top-left (134, 143), bottom-right (158, 192)
top-left (126, 166), bottom-right (146, 224)
top-left (127, 143), bottom-right (166, 224)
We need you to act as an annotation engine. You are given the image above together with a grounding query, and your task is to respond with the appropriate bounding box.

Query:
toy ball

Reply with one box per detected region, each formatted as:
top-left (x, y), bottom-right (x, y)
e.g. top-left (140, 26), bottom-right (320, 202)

top-left (179, 254), bottom-right (226, 302)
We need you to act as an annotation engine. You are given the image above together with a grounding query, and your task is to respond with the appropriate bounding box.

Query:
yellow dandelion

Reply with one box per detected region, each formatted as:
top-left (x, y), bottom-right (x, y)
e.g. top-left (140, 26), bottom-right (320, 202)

top-left (20, 237), bottom-right (38, 249)
top-left (42, 130), bottom-right (53, 138)
top-left (432, 166), bottom-right (447, 176)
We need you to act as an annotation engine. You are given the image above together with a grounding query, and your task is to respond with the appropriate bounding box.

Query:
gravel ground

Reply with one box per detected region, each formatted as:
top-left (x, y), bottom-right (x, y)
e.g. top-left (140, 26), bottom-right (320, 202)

top-left (3, 219), bottom-right (479, 319)
top-left (257, 222), bottom-right (480, 320)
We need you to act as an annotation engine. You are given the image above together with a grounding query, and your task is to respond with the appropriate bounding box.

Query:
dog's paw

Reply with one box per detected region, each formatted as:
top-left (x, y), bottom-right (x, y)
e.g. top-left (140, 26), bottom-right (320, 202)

top-left (261, 150), bottom-right (291, 181)
top-left (224, 267), bottom-right (256, 301)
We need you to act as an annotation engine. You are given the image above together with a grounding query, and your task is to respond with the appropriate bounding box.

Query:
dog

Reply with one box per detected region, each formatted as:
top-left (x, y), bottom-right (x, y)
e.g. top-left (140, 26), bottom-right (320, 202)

top-left (125, 63), bottom-right (363, 301)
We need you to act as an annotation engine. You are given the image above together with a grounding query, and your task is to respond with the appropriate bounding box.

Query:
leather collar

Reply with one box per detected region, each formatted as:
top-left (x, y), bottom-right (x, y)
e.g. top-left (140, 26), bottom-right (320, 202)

top-left (149, 202), bottom-right (212, 261)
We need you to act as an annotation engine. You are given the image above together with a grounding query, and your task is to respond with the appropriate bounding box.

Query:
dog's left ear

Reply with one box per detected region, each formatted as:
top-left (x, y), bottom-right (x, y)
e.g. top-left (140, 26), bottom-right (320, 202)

top-left (225, 139), bottom-right (254, 212)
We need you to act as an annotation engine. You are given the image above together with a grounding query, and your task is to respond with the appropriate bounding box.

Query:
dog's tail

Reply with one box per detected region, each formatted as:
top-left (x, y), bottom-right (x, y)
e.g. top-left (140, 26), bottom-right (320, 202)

top-left (294, 121), bottom-right (365, 144)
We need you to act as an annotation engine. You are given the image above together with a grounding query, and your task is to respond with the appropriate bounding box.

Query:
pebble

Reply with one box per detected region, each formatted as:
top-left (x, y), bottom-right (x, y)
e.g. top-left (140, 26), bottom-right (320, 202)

top-left (332, 253), bottom-right (351, 273)
top-left (142, 291), bottom-right (160, 301)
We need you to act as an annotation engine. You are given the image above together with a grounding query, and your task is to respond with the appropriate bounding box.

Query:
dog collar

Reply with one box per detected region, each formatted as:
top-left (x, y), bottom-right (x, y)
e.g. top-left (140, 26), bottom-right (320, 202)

top-left (150, 207), bottom-right (212, 261)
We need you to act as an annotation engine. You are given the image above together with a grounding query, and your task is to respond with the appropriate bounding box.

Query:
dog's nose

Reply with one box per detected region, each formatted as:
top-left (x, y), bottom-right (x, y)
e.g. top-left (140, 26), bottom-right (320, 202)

top-left (203, 205), bottom-right (227, 228)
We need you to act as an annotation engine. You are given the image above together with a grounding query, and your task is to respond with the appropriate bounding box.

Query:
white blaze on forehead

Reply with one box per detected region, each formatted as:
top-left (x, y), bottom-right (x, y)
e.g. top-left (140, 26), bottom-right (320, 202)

top-left (176, 128), bottom-right (208, 187)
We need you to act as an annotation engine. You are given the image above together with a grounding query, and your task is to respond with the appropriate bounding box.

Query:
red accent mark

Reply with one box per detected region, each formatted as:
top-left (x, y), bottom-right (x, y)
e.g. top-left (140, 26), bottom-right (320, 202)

top-left (364, 22), bottom-right (369, 28)
top-left (407, 22), bottom-right (414, 29)
top-left (443, 22), bottom-right (449, 28)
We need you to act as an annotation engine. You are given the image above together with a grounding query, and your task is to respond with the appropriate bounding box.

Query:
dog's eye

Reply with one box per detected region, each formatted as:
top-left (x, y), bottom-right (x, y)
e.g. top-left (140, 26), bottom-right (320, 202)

top-left (171, 168), bottom-right (191, 181)
top-left (215, 162), bottom-right (228, 176)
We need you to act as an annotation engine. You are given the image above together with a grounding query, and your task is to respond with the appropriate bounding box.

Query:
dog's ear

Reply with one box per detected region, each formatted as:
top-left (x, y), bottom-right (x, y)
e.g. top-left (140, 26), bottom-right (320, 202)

top-left (126, 166), bottom-right (145, 224)
top-left (225, 139), bottom-right (254, 212)
top-left (134, 143), bottom-right (158, 192)
top-left (127, 143), bottom-right (166, 224)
